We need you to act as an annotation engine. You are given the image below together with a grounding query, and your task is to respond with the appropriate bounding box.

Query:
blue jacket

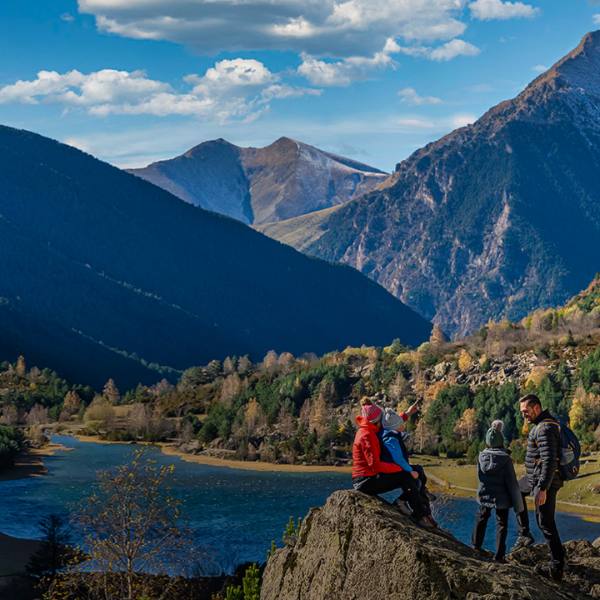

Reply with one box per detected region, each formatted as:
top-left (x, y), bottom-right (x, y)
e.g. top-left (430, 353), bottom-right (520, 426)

top-left (378, 429), bottom-right (412, 472)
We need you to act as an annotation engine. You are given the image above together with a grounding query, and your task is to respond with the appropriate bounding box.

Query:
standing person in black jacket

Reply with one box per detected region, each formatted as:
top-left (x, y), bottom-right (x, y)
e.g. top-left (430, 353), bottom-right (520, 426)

top-left (513, 394), bottom-right (565, 581)
top-left (472, 421), bottom-right (524, 562)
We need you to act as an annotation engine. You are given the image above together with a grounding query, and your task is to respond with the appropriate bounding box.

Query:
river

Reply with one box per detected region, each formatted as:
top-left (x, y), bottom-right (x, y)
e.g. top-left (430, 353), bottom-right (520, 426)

top-left (0, 435), bottom-right (599, 574)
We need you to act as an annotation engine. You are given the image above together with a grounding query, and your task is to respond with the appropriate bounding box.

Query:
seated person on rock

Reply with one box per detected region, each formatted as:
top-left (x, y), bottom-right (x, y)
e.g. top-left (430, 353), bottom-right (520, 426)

top-left (351, 398), bottom-right (434, 528)
top-left (379, 407), bottom-right (437, 525)
top-left (472, 420), bottom-right (524, 563)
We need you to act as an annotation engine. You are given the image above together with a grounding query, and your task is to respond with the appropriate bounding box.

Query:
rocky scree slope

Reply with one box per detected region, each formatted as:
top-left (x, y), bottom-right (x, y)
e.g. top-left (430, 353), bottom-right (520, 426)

top-left (129, 137), bottom-right (387, 225)
top-left (270, 31), bottom-right (600, 339)
top-left (262, 490), bottom-right (600, 600)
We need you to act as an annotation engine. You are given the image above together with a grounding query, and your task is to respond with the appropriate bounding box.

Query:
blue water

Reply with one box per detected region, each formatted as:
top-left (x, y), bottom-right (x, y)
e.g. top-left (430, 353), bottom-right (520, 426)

top-left (0, 435), bottom-right (599, 573)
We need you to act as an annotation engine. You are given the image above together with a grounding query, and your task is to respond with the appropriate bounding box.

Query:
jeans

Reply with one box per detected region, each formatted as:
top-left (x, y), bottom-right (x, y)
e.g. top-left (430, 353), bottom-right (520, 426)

top-left (516, 487), bottom-right (565, 568)
top-left (353, 471), bottom-right (427, 519)
top-left (472, 506), bottom-right (509, 560)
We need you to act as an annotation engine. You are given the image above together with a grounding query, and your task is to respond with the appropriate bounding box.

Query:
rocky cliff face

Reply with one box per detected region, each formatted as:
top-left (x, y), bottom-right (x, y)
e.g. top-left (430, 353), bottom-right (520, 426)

top-left (262, 491), bottom-right (600, 600)
top-left (129, 137), bottom-right (387, 225)
top-left (269, 31), bottom-right (600, 338)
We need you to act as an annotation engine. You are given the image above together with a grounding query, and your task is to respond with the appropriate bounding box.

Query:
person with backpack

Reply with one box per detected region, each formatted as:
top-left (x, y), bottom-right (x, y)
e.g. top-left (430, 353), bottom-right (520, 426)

top-left (471, 420), bottom-right (524, 562)
top-left (512, 394), bottom-right (569, 581)
top-left (378, 408), bottom-right (437, 528)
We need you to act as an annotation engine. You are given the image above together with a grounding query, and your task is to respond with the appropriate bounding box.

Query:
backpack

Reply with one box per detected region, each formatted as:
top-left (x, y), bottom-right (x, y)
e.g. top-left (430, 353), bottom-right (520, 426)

top-left (558, 422), bottom-right (581, 481)
top-left (538, 418), bottom-right (581, 481)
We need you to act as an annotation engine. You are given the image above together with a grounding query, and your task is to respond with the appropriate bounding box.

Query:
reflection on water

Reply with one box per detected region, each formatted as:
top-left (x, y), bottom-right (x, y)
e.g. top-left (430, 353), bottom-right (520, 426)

top-left (0, 435), bottom-right (599, 573)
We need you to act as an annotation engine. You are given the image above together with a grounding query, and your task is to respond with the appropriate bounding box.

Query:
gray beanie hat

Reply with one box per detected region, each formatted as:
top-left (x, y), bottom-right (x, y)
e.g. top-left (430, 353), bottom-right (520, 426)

top-left (485, 427), bottom-right (504, 448)
top-left (381, 408), bottom-right (404, 431)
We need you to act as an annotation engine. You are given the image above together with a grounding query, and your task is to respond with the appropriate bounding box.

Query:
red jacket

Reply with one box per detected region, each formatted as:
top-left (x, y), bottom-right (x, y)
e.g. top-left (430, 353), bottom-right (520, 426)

top-left (352, 416), bottom-right (402, 478)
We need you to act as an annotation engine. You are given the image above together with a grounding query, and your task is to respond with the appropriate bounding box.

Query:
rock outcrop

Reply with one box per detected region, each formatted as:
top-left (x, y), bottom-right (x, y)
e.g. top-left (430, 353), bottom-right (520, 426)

top-left (261, 491), bottom-right (600, 600)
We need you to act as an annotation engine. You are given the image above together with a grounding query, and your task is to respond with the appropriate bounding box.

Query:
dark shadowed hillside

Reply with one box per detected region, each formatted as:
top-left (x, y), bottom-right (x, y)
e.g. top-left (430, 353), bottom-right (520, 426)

top-left (0, 125), bottom-right (430, 387)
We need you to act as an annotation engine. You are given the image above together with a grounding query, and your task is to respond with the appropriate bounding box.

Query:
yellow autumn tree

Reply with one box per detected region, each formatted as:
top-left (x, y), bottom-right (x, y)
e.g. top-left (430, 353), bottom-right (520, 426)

top-left (454, 408), bottom-right (478, 441)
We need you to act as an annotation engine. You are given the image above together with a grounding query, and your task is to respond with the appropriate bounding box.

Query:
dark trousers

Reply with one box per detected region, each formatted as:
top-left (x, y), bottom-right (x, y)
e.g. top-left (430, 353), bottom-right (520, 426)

top-left (353, 471), bottom-right (427, 519)
top-left (401, 465), bottom-right (432, 515)
top-left (516, 488), bottom-right (565, 568)
top-left (472, 506), bottom-right (509, 560)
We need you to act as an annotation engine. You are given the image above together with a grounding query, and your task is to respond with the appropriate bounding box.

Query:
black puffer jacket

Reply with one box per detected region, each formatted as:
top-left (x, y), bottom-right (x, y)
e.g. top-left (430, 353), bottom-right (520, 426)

top-left (477, 448), bottom-right (525, 511)
top-left (525, 410), bottom-right (563, 491)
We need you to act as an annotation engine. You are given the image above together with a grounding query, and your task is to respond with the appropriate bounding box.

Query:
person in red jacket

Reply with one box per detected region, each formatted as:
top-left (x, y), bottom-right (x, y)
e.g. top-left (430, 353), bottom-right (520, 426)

top-left (352, 398), bottom-right (429, 524)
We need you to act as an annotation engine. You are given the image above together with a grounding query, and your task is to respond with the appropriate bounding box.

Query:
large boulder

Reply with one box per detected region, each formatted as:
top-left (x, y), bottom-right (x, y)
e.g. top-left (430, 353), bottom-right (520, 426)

top-left (261, 490), bottom-right (600, 600)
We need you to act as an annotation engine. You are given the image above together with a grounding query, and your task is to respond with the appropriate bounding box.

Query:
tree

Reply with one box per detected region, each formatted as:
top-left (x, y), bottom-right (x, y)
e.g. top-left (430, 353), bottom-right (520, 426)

top-left (242, 564), bottom-right (261, 600)
top-left (27, 514), bottom-right (76, 578)
top-left (84, 396), bottom-right (116, 432)
top-left (454, 408), bottom-right (478, 442)
top-left (26, 403), bottom-right (49, 426)
top-left (103, 378), bottom-right (121, 404)
top-left (15, 354), bottom-right (27, 378)
top-left (62, 390), bottom-right (82, 416)
top-left (79, 451), bottom-right (187, 600)
top-left (262, 351), bottom-right (279, 372)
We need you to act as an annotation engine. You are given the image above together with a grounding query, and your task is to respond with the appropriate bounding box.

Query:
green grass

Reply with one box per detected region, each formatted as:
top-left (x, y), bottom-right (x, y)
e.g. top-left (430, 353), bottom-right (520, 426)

top-left (414, 453), bottom-right (600, 513)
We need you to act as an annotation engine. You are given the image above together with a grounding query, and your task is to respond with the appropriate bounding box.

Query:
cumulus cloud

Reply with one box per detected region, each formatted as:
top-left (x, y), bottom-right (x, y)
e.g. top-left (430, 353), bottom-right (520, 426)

top-left (298, 39), bottom-right (400, 86)
top-left (594, 14), bottom-right (600, 25)
top-left (0, 61), bottom-right (319, 121)
top-left (78, 0), bottom-right (472, 57)
top-left (429, 39), bottom-right (480, 61)
top-left (398, 87), bottom-right (442, 105)
top-left (469, 0), bottom-right (539, 21)
top-left (532, 64), bottom-right (548, 73)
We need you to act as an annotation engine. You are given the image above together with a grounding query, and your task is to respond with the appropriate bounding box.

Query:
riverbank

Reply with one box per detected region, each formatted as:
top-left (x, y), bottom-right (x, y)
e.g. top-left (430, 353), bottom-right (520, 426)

top-left (0, 441), bottom-right (71, 482)
top-left (0, 532), bottom-right (40, 576)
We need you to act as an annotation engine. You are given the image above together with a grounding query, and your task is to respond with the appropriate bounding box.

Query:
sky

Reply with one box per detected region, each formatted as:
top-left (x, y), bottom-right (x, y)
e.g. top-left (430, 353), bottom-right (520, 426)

top-left (1, 1), bottom-right (600, 172)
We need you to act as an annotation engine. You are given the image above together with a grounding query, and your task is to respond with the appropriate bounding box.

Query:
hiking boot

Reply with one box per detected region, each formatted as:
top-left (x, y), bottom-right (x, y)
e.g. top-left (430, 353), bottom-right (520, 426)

top-left (424, 514), bottom-right (439, 528)
top-left (473, 547), bottom-right (494, 559)
top-left (511, 534), bottom-right (534, 552)
top-left (415, 516), bottom-right (436, 529)
top-left (494, 556), bottom-right (507, 564)
top-left (534, 562), bottom-right (563, 582)
top-left (393, 499), bottom-right (413, 516)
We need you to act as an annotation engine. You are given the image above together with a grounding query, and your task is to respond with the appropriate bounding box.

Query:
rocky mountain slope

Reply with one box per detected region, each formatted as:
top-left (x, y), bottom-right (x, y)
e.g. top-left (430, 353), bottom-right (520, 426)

top-left (0, 125), bottom-right (430, 388)
top-left (129, 137), bottom-right (387, 225)
top-left (267, 31), bottom-right (600, 338)
top-left (262, 491), bottom-right (600, 600)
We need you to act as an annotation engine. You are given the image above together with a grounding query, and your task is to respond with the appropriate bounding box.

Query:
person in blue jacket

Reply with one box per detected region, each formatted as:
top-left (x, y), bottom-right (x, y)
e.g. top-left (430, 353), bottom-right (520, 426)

top-left (379, 408), bottom-right (437, 527)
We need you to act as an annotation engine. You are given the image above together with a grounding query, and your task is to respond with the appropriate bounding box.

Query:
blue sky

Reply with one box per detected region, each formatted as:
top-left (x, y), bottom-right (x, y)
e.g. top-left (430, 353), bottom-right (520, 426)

top-left (1, 1), bottom-right (599, 171)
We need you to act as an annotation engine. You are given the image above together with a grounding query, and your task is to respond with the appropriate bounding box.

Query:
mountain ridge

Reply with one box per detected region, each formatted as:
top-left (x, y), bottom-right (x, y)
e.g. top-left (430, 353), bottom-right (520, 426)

top-left (266, 31), bottom-right (600, 339)
top-left (128, 136), bottom-right (387, 225)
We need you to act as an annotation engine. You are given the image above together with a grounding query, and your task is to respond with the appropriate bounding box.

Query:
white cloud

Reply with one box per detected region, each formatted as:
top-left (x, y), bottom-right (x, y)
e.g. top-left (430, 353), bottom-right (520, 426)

top-left (298, 39), bottom-right (399, 86)
top-left (60, 12), bottom-right (75, 22)
top-left (594, 14), bottom-right (600, 25)
top-left (532, 64), bottom-right (548, 73)
top-left (398, 87), bottom-right (442, 105)
top-left (450, 113), bottom-right (477, 128)
top-left (429, 39), bottom-right (480, 61)
top-left (0, 62), bottom-right (319, 122)
top-left (469, 0), bottom-right (539, 21)
top-left (78, 0), bottom-right (472, 58)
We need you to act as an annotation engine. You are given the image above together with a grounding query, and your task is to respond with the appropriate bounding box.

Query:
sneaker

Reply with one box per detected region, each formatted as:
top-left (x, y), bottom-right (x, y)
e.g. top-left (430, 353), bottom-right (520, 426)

top-left (393, 499), bottom-right (413, 516)
top-left (511, 534), bottom-right (534, 552)
top-left (534, 562), bottom-right (563, 582)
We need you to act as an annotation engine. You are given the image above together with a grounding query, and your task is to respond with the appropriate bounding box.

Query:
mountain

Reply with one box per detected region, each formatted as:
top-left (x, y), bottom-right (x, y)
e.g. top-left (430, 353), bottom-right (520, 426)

top-left (128, 137), bottom-right (387, 225)
top-left (0, 125), bottom-right (431, 388)
top-left (266, 31), bottom-right (600, 338)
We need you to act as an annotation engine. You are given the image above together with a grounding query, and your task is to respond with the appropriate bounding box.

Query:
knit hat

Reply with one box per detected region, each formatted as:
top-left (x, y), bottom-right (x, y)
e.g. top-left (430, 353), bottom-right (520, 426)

top-left (381, 408), bottom-right (404, 431)
top-left (485, 426), bottom-right (504, 448)
top-left (491, 419), bottom-right (504, 433)
top-left (361, 402), bottom-right (383, 423)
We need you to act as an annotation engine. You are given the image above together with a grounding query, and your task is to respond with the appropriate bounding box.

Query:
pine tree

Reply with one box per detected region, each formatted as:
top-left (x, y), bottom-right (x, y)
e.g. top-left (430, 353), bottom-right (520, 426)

top-left (242, 564), bottom-right (261, 600)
